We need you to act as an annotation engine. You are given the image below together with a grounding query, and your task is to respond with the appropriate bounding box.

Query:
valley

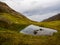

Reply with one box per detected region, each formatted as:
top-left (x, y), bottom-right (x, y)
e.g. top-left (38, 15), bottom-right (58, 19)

top-left (0, 1), bottom-right (60, 45)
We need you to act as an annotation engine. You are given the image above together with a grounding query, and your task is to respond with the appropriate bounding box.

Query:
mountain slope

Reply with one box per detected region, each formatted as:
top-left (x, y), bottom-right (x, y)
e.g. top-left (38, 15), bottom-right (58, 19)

top-left (0, 2), bottom-right (36, 31)
top-left (0, 1), bottom-right (27, 18)
top-left (42, 13), bottom-right (60, 22)
top-left (0, 2), bottom-right (34, 24)
top-left (40, 13), bottom-right (60, 31)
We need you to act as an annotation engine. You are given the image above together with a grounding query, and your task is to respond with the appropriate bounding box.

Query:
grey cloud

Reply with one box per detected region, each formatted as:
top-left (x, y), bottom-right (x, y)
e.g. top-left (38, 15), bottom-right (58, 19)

top-left (23, 4), bottom-right (60, 16)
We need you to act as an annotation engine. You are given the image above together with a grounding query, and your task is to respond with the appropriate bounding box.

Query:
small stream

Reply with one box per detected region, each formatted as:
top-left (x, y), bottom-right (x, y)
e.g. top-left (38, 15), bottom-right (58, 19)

top-left (20, 25), bottom-right (57, 36)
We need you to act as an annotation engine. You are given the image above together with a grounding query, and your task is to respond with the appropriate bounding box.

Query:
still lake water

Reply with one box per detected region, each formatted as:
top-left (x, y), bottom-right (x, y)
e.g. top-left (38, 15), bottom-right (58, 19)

top-left (20, 25), bottom-right (57, 36)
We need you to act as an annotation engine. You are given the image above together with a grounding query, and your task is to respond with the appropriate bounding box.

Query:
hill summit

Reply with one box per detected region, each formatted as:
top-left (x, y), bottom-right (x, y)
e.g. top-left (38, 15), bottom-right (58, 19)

top-left (42, 13), bottom-right (60, 22)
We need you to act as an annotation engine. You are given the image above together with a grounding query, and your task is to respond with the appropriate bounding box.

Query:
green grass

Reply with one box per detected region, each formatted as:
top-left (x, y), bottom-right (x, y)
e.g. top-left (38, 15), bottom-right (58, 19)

top-left (0, 13), bottom-right (33, 24)
top-left (0, 12), bottom-right (60, 45)
top-left (0, 13), bottom-right (34, 32)
top-left (38, 21), bottom-right (60, 31)
top-left (0, 29), bottom-right (60, 45)
top-left (0, 20), bottom-right (60, 45)
top-left (0, 13), bottom-right (60, 45)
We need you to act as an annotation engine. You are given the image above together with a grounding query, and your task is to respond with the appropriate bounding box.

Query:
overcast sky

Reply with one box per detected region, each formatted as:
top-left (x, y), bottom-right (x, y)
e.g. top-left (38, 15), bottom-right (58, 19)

top-left (0, 0), bottom-right (60, 21)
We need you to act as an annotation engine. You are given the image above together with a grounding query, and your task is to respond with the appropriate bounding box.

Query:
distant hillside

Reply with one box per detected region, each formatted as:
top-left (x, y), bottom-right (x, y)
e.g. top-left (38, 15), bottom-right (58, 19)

top-left (42, 13), bottom-right (60, 22)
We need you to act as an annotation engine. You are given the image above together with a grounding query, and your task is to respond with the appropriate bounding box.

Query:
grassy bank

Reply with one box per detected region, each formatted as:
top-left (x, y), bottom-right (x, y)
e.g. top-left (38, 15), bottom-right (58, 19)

top-left (0, 21), bottom-right (60, 45)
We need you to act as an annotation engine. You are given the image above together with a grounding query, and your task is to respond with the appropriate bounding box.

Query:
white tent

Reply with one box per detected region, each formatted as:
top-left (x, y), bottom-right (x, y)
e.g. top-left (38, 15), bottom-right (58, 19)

top-left (20, 25), bottom-right (57, 36)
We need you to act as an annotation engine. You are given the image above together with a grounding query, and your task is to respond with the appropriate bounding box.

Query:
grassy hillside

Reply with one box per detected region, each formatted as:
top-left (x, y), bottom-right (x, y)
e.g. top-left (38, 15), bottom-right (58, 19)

top-left (0, 2), bottom-right (37, 32)
top-left (42, 13), bottom-right (60, 22)
top-left (39, 21), bottom-right (60, 30)
top-left (0, 1), bottom-right (36, 23)
top-left (0, 21), bottom-right (60, 45)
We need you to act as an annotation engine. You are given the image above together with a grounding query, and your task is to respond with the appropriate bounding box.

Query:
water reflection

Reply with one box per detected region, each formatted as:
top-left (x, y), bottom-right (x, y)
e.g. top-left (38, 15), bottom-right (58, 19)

top-left (20, 25), bottom-right (57, 36)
